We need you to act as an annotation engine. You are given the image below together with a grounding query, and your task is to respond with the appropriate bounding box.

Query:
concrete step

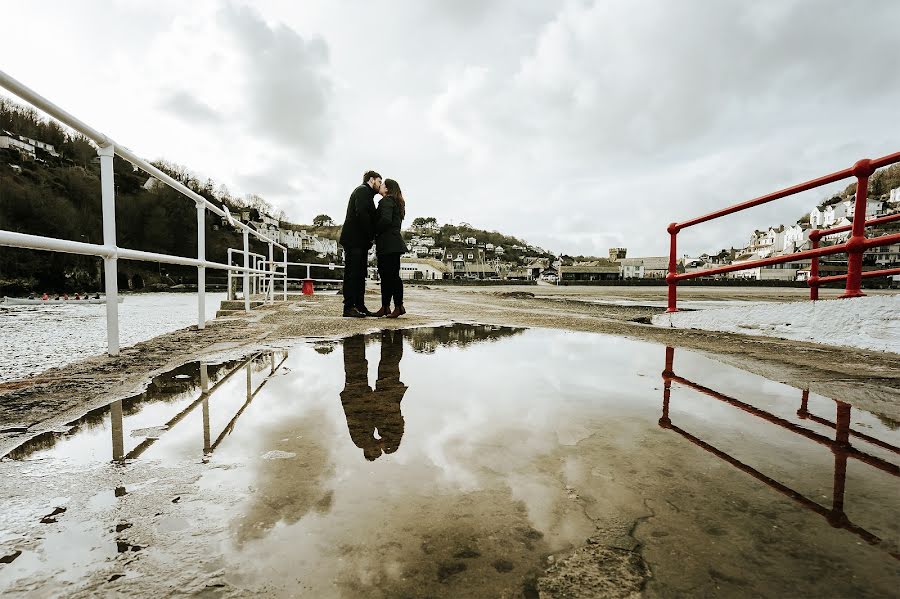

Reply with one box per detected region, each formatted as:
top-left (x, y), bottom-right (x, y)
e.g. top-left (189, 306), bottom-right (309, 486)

top-left (218, 300), bottom-right (265, 310)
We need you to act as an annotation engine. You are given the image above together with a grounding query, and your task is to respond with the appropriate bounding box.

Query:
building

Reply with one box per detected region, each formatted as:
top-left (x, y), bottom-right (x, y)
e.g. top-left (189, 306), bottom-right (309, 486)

top-left (608, 247), bottom-right (627, 261)
top-left (429, 247), bottom-right (445, 258)
top-left (449, 234), bottom-right (462, 242)
top-left (399, 258), bottom-right (450, 280)
top-left (465, 236), bottom-right (477, 245)
top-left (823, 203), bottom-right (848, 227)
top-left (0, 130), bottom-right (36, 159)
top-left (618, 256), bottom-right (668, 279)
top-left (559, 265), bottom-right (620, 282)
top-left (782, 224), bottom-right (810, 253)
top-left (495, 246), bottom-right (505, 255)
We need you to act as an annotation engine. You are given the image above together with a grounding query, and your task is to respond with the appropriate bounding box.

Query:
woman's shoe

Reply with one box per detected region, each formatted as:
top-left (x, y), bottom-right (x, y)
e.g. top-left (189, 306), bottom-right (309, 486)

top-left (386, 304), bottom-right (405, 319)
top-left (372, 306), bottom-right (389, 317)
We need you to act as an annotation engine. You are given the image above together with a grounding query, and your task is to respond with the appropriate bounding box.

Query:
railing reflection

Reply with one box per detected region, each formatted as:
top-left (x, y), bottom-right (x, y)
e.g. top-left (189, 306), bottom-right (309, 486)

top-left (107, 351), bottom-right (288, 462)
top-left (659, 346), bottom-right (899, 560)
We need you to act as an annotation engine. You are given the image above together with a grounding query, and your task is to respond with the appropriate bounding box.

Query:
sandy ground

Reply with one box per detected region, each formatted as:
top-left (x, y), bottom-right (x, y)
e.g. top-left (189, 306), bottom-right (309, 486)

top-left (2, 285), bottom-right (898, 456)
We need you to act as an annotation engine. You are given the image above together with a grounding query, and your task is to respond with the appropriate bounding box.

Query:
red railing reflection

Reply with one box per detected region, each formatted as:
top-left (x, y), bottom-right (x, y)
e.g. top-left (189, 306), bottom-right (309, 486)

top-left (659, 346), bottom-right (899, 560)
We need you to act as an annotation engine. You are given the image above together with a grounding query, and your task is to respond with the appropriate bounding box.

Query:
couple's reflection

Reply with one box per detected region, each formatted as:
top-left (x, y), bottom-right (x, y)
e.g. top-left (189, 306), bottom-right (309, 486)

top-left (340, 331), bottom-right (407, 461)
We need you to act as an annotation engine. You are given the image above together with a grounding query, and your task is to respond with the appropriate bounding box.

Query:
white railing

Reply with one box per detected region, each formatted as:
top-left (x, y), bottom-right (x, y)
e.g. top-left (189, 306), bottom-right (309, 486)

top-left (0, 70), bottom-right (288, 356)
top-left (225, 250), bottom-right (343, 300)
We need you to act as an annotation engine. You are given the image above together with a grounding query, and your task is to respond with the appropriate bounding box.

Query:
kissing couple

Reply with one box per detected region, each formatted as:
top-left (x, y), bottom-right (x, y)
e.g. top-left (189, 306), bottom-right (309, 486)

top-left (338, 170), bottom-right (408, 318)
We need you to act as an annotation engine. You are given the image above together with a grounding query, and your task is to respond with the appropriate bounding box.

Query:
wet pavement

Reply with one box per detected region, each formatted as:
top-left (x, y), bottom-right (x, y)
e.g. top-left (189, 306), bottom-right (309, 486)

top-left (0, 324), bottom-right (897, 597)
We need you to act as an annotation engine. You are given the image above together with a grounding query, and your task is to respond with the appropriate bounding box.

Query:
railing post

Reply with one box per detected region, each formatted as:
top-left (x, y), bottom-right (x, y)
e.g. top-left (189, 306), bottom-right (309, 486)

top-left (98, 143), bottom-right (119, 356)
top-left (227, 249), bottom-right (233, 301)
top-left (268, 242), bottom-right (274, 304)
top-left (242, 230), bottom-right (251, 312)
top-left (196, 203), bottom-right (206, 329)
top-left (666, 223), bottom-right (679, 312)
top-left (659, 346), bottom-right (674, 428)
top-left (809, 230), bottom-right (821, 301)
top-left (842, 159), bottom-right (873, 298)
top-left (283, 248), bottom-right (288, 300)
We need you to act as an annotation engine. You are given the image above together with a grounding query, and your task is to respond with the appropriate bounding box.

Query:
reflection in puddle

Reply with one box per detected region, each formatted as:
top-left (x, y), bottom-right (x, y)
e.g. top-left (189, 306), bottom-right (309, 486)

top-left (0, 325), bottom-right (898, 597)
top-left (659, 346), bottom-right (900, 561)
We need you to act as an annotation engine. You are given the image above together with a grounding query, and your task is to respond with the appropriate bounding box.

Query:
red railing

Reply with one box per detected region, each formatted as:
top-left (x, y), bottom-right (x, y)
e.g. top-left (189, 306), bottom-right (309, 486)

top-left (808, 211), bottom-right (900, 299)
top-left (659, 347), bottom-right (900, 560)
top-left (666, 153), bottom-right (900, 312)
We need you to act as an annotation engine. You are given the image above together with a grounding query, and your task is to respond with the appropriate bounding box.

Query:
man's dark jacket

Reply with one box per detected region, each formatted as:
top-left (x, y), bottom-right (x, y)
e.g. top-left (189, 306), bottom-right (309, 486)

top-left (374, 196), bottom-right (409, 255)
top-left (338, 184), bottom-right (377, 249)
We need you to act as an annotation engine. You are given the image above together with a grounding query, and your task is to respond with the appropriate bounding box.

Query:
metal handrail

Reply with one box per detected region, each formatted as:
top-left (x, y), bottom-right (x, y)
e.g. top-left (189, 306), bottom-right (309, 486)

top-left (665, 152), bottom-right (900, 311)
top-left (0, 70), bottom-right (291, 355)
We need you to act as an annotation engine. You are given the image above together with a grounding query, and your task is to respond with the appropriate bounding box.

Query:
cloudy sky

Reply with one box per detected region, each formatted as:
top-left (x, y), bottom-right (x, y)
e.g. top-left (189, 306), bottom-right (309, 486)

top-left (2, 0), bottom-right (899, 256)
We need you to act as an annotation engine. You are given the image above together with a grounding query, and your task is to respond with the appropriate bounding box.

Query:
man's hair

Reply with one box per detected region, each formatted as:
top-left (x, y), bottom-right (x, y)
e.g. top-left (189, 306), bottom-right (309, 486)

top-left (363, 170), bottom-right (382, 183)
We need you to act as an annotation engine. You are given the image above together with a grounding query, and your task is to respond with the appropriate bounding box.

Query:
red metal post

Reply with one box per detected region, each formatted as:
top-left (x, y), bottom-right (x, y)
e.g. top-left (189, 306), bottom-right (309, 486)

top-left (666, 224), bottom-right (678, 312)
top-left (842, 159), bottom-right (873, 298)
top-left (659, 346), bottom-right (675, 428)
top-left (809, 231), bottom-right (821, 300)
top-left (797, 389), bottom-right (810, 418)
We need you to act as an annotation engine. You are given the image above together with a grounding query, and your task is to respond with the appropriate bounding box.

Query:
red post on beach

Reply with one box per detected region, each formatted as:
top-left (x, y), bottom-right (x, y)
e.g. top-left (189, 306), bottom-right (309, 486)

top-left (808, 230), bottom-right (821, 300)
top-left (666, 224), bottom-right (678, 312)
top-left (842, 159), bottom-right (873, 298)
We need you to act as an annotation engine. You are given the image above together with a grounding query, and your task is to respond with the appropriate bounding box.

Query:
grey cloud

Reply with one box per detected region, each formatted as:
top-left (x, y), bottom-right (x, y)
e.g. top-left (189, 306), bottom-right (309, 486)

top-left (219, 3), bottom-right (332, 156)
top-left (425, 0), bottom-right (900, 255)
top-left (160, 91), bottom-right (222, 124)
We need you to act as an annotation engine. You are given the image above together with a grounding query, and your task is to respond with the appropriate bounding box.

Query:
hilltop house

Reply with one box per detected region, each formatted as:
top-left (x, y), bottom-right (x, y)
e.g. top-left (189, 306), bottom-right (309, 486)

top-left (782, 224), bottom-right (810, 253)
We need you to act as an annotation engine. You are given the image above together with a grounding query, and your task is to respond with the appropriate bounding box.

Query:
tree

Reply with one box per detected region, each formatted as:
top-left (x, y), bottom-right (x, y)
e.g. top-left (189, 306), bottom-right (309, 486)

top-left (313, 214), bottom-right (334, 227)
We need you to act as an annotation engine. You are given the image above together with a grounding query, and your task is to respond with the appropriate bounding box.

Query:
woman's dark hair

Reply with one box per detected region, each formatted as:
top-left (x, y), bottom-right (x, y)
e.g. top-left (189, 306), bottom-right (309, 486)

top-left (384, 179), bottom-right (405, 220)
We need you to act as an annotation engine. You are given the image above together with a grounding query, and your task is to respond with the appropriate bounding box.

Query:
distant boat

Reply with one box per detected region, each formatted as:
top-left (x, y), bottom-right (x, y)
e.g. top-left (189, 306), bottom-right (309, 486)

top-left (2, 296), bottom-right (125, 306)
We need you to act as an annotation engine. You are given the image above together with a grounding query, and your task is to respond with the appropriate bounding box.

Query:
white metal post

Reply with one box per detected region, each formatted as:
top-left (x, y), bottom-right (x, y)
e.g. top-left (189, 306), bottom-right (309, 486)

top-left (268, 242), bottom-right (274, 303)
top-left (226, 249), bottom-right (233, 301)
top-left (98, 144), bottom-right (119, 356)
top-left (283, 248), bottom-right (288, 300)
top-left (196, 203), bottom-right (206, 329)
top-left (242, 230), bottom-right (251, 312)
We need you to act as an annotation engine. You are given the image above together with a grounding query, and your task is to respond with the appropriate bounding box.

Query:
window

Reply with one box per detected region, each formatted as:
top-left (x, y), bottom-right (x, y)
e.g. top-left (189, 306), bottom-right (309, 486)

top-left (468, 253), bottom-right (474, 260)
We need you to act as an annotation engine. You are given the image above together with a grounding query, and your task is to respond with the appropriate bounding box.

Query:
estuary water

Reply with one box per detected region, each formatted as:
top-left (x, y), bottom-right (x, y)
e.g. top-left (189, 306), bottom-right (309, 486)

top-left (0, 292), bottom-right (226, 383)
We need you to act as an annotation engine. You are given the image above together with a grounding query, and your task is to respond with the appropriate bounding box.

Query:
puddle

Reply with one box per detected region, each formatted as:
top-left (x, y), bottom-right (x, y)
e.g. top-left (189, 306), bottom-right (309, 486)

top-left (0, 324), bottom-right (897, 597)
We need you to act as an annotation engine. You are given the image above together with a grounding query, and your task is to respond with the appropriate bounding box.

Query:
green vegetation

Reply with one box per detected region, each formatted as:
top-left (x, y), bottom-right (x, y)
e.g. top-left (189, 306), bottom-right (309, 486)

top-left (0, 98), bottom-right (320, 294)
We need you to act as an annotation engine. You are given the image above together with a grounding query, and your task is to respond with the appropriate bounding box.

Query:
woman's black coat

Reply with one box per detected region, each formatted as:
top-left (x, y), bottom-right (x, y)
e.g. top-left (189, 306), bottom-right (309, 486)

top-left (375, 195), bottom-right (408, 255)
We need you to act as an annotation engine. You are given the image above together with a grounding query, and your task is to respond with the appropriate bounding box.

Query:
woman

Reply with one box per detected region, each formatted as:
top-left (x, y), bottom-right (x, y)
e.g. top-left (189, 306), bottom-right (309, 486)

top-left (374, 178), bottom-right (408, 318)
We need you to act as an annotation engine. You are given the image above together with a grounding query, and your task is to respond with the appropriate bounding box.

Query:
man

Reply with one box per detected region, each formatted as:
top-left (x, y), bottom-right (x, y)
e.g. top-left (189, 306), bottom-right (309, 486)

top-left (338, 170), bottom-right (381, 317)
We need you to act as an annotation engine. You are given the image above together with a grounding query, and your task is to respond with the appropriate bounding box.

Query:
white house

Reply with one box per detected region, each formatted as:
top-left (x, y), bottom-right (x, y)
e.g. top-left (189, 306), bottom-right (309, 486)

top-left (20, 136), bottom-right (59, 157)
top-left (418, 236), bottom-right (435, 247)
top-left (495, 246), bottom-right (505, 255)
top-left (809, 207), bottom-right (824, 228)
top-left (400, 258), bottom-right (449, 280)
top-left (889, 187), bottom-right (900, 205)
top-left (449, 234), bottom-right (462, 242)
top-left (412, 244), bottom-right (429, 257)
top-left (465, 236), bottom-right (477, 246)
top-left (429, 247), bottom-right (445, 258)
top-left (485, 243), bottom-right (495, 252)
top-left (0, 131), bottom-right (35, 159)
top-left (823, 202), bottom-right (848, 227)
top-left (782, 224), bottom-right (810, 253)
top-left (619, 257), bottom-right (669, 279)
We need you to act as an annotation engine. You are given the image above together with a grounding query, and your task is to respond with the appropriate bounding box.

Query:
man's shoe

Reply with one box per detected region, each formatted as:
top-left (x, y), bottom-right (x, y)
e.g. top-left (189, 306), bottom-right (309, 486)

top-left (357, 306), bottom-right (376, 317)
top-left (372, 306), bottom-right (389, 317)
top-left (342, 307), bottom-right (366, 318)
